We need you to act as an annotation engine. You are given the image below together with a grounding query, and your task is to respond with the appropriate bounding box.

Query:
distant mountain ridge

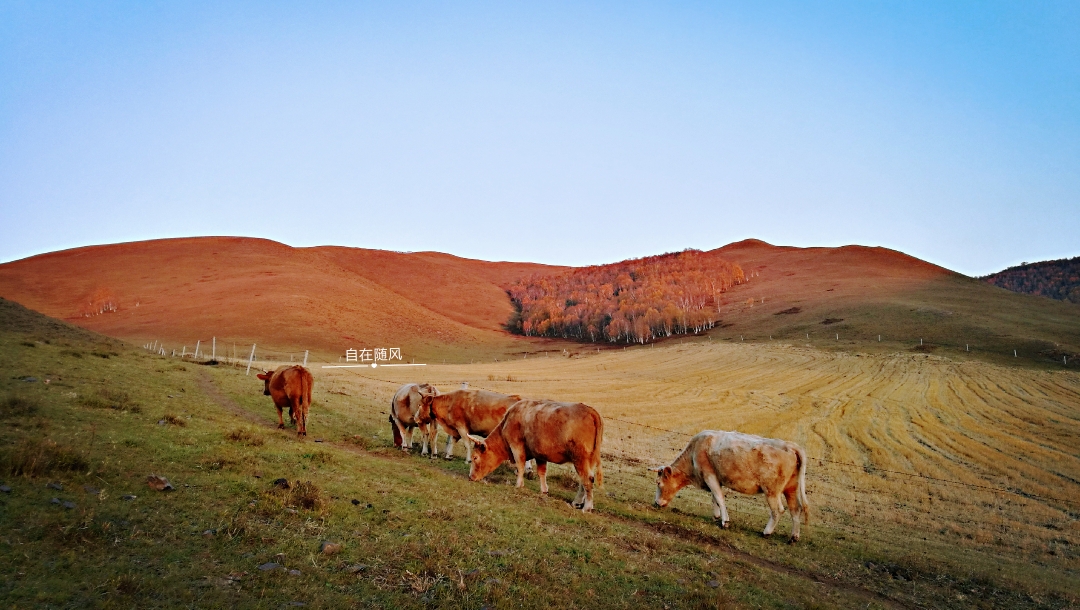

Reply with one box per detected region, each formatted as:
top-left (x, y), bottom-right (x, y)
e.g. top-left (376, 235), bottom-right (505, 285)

top-left (982, 257), bottom-right (1080, 304)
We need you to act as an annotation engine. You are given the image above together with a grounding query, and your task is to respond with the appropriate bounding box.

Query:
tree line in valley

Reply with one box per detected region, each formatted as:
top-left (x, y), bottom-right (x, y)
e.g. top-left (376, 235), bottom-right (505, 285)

top-left (982, 256), bottom-right (1080, 304)
top-left (505, 249), bottom-right (745, 344)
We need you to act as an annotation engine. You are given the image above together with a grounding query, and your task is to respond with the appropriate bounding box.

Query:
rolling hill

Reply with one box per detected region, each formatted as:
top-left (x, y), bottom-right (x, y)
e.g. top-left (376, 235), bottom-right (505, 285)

top-left (0, 237), bottom-right (1077, 366)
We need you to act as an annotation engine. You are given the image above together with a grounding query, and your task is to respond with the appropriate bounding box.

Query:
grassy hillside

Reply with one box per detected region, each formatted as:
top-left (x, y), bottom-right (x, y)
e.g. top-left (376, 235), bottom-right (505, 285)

top-left (702, 240), bottom-right (1080, 368)
top-left (2, 297), bottom-right (1078, 608)
top-left (2, 237), bottom-right (1078, 371)
top-left (0, 237), bottom-right (561, 364)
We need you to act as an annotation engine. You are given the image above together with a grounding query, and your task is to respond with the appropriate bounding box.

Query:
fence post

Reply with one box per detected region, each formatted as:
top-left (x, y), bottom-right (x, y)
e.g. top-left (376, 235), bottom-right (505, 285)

top-left (194, 340), bottom-right (201, 359)
top-left (303, 350), bottom-right (309, 366)
top-left (181, 346), bottom-right (186, 358)
top-left (212, 337), bottom-right (216, 361)
top-left (246, 344), bottom-right (257, 375)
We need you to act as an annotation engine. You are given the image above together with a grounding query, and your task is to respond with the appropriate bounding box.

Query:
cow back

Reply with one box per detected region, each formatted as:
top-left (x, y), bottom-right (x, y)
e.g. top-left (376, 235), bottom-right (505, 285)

top-left (501, 399), bottom-right (602, 464)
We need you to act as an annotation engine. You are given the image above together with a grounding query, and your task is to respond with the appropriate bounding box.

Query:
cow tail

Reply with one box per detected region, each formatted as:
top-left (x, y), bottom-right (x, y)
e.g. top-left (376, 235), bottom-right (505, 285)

top-left (592, 411), bottom-right (604, 488)
top-left (795, 444), bottom-right (810, 525)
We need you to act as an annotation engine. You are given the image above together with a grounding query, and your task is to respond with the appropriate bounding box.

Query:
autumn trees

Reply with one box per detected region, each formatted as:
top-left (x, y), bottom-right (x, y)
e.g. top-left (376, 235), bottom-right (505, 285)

top-left (506, 250), bottom-right (745, 344)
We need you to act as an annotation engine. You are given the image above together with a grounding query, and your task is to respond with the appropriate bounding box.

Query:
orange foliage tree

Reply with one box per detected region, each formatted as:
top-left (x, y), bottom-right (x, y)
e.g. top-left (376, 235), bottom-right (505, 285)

top-left (506, 250), bottom-right (744, 344)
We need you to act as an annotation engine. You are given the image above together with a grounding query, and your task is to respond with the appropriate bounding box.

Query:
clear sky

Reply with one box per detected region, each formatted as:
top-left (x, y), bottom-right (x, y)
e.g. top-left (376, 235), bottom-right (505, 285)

top-left (1, 1), bottom-right (1077, 276)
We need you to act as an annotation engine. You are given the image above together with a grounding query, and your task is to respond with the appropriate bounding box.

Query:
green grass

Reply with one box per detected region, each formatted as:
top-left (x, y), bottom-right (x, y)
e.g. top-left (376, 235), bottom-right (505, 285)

top-left (0, 296), bottom-right (1076, 608)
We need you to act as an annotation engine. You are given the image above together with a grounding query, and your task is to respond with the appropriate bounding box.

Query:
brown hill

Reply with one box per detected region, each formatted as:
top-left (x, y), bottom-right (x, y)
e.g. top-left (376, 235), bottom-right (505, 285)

top-left (1, 236), bottom-right (1076, 367)
top-left (0, 237), bottom-right (560, 362)
top-left (706, 239), bottom-right (1080, 365)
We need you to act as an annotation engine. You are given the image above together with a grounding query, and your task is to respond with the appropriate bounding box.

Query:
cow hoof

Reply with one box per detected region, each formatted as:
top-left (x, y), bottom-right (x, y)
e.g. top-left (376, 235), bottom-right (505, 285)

top-left (716, 520), bottom-right (730, 529)
top-left (788, 537), bottom-right (799, 544)
top-left (277, 424), bottom-right (285, 430)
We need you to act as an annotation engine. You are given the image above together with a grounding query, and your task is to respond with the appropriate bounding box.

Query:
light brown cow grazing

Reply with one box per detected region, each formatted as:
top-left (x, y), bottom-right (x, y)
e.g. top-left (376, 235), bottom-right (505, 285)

top-left (468, 399), bottom-right (604, 512)
top-left (256, 365), bottom-right (314, 437)
top-left (654, 430), bottom-right (809, 542)
top-left (420, 389), bottom-right (521, 460)
top-left (390, 383), bottom-right (439, 454)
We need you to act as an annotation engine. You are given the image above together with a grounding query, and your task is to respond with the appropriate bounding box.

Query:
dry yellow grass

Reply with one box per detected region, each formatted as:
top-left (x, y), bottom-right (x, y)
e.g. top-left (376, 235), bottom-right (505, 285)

top-left (305, 338), bottom-right (1080, 594)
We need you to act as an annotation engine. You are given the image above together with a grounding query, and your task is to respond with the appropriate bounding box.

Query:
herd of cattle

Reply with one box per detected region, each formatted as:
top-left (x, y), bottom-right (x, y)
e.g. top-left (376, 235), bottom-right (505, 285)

top-left (257, 364), bottom-right (810, 542)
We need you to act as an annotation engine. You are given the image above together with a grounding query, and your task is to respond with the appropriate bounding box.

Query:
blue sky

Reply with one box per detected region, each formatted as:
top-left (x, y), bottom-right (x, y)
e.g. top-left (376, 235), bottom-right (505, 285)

top-left (1, 1), bottom-right (1077, 275)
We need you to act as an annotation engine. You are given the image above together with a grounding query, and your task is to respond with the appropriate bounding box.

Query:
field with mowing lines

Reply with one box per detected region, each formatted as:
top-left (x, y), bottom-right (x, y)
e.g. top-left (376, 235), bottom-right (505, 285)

top-left (316, 337), bottom-right (1080, 605)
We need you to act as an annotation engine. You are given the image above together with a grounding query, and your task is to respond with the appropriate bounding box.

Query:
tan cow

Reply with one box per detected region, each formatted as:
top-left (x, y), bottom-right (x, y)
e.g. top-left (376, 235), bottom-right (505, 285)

top-left (468, 399), bottom-right (604, 512)
top-left (390, 383), bottom-right (439, 455)
top-left (256, 365), bottom-right (314, 437)
top-left (653, 430), bottom-right (809, 542)
top-left (420, 389), bottom-right (521, 460)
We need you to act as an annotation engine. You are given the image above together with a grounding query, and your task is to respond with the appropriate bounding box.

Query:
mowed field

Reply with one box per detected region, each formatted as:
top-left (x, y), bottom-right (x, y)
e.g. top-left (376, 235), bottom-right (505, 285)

top-left (319, 337), bottom-right (1080, 606)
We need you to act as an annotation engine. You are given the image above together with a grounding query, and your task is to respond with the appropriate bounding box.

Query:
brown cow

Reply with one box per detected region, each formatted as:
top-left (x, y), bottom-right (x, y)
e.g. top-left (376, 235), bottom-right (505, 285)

top-left (390, 383), bottom-right (438, 454)
top-left (468, 399), bottom-right (604, 512)
top-left (419, 389), bottom-right (521, 461)
top-left (653, 430), bottom-right (809, 542)
top-left (256, 365), bottom-right (314, 437)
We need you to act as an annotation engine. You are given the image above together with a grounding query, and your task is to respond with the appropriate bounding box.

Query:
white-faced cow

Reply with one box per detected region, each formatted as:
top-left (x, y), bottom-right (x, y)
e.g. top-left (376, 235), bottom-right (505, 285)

top-left (653, 430), bottom-right (809, 542)
top-left (390, 383), bottom-right (439, 454)
top-left (468, 399), bottom-right (603, 512)
top-left (256, 365), bottom-right (314, 437)
top-left (420, 389), bottom-right (521, 461)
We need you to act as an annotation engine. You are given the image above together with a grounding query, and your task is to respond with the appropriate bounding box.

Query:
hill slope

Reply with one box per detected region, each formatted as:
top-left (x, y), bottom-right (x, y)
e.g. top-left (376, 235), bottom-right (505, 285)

top-left (982, 256), bottom-right (1080, 303)
top-left (0, 237), bottom-right (560, 362)
top-left (1, 237), bottom-right (1077, 367)
top-left (702, 240), bottom-right (1080, 366)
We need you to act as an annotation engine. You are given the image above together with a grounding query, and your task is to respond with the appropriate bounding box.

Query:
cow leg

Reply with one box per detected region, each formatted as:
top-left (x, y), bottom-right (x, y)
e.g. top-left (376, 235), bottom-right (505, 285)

top-left (276, 406), bottom-right (285, 429)
top-left (702, 474), bottom-right (731, 528)
top-left (457, 426), bottom-right (474, 462)
top-left (418, 422), bottom-right (430, 456)
top-left (785, 489), bottom-right (802, 542)
top-left (572, 460), bottom-right (595, 512)
top-left (391, 420), bottom-right (411, 451)
top-left (763, 493), bottom-right (784, 537)
top-left (444, 434), bottom-right (456, 459)
top-left (510, 443), bottom-right (528, 488)
top-left (536, 460), bottom-right (549, 494)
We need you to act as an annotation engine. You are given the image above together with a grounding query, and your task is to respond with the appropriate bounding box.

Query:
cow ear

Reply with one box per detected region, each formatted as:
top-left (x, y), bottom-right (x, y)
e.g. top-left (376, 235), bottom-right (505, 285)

top-left (256, 372), bottom-right (269, 380)
top-left (663, 466), bottom-right (672, 476)
top-left (468, 435), bottom-right (486, 450)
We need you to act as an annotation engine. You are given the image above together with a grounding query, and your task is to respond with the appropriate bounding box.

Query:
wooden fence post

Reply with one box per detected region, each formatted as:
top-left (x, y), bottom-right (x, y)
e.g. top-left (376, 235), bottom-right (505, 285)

top-left (194, 340), bottom-right (201, 359)
top-left (303, 350), bottom-right (309, 366)
top-left (212, 337), bottom-right (216, 361)
top-left (246, 344), bottom-right (257, 375)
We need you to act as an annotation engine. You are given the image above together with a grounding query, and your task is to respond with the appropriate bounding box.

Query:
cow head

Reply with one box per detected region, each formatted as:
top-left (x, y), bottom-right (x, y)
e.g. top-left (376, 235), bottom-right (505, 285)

top-left (256, 371), bottom-right (273, 395)
top-left (467, 434), bottom-right (503, 482)
top-left (416, 390), bottom-right (436, 425)
top-left (653, 465), bottom-right (689, 508)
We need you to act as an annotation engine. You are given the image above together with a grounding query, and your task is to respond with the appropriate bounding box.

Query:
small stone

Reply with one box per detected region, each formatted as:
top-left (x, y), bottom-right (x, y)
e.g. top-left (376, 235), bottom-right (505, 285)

top-left (47, 482), bottom-right (63, 491)
top-left (158, 420), bottom-right (167, 426)
top-left (257, 562), bottom-right (280, 571)
top-left (284, 508), bottom-right (298, 514)
top-left (350, 499), bottom-right (360, 506)
top-left (147, 475), bottom-right (174, 491)
top-left (0, 485), bottom-right (12, 493)
top-left (707, 580), bottom-right (720, 588)
top-left (288, 569), bottom-right (301, 576)
top-left (122, 494), bottom-right (137, 501)
top-left (63, 501), bottom-right (76, 509)
top-left (273, 478), bottom-right (290, 489)
top-left (83, 485), bottom-right (101, 495)
top-left (319, 541), bottom-right (342, 555)
top-left (50, 497), bottom-right (61, 505)
top-left (343, 564), bottom-right (367, 574)
top-left (202, 529), bottom-right (215, 537)
top-left (23, 377), bottom-right (37, 383)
